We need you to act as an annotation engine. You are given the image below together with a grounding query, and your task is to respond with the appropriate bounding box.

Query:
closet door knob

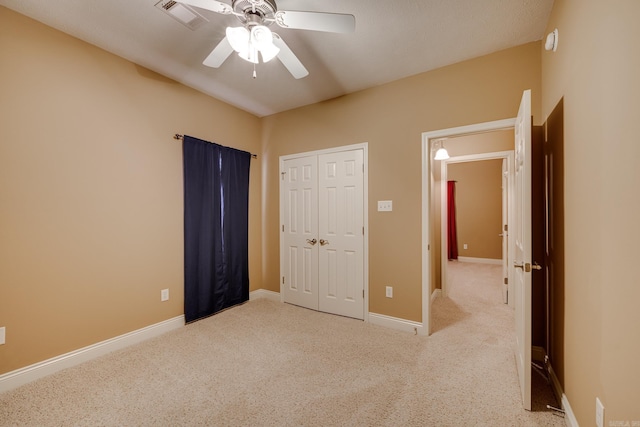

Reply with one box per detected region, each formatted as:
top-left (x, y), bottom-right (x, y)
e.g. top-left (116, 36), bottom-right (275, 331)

top-left (306, 239), bottom-right (317, 246)
top-left (319, 239), bottom-right (330, 246)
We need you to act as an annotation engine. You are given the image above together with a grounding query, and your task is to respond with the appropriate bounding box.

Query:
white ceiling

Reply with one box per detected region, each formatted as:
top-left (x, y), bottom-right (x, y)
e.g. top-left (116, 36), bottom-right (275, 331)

top-left (0, 0), bottom-right (554, 117)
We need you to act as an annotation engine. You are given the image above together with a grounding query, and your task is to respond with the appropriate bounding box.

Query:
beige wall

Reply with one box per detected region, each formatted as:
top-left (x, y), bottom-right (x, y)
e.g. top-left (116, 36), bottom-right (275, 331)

top-left (0, 8), bottom-right (262, 374)
top-left (448, 159), bottom-right (503, 260)
top-left (262, 43), bottom-right (541, 322)
top-left (542, 0), bottom-right (640, 423)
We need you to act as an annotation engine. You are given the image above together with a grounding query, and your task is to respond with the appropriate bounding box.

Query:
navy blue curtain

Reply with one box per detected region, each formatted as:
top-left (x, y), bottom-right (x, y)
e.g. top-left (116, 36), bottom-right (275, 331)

top-left (183, 136), bottom-right (251, 323)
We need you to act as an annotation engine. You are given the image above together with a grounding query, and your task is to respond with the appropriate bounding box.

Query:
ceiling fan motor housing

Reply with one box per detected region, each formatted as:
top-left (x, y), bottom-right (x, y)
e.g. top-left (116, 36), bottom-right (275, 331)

top-left (232, 0), bottom-right (277, 26)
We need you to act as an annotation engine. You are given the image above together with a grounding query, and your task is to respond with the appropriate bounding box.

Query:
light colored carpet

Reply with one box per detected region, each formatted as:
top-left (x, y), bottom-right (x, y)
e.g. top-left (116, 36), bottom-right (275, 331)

top-left (0, 261), bottom-right (564, 426)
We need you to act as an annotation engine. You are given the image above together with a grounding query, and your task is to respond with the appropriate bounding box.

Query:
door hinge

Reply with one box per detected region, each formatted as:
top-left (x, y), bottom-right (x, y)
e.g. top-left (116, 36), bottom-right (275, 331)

top-left (362, 226), bottom-right (364, 235)
top-left (281, 172), bottom-right (286, 180)
top-left (282, 225), bottom-right (284, 232)
top-left (504, 224), bottom-right (508, 232)
top-left (504, 277), bottom-right (508, 285)
top-left (282, 276), bottom-right (285, 284)
top-left (362, 164), bottom-right (364, 173)
top-left (363, 289), bottom-right (365, 298)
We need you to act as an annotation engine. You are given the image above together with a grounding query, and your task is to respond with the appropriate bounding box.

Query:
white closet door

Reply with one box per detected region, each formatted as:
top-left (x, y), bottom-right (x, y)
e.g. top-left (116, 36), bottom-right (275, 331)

top-left (282, 156), bottom-right (319, 310)
top-left (318, 150), bottom-right (364, 319)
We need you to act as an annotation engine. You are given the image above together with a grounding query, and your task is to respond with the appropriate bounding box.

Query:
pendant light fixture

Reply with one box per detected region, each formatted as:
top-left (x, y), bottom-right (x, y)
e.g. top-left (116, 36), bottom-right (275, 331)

top-left (434, 140), bottom-right (450, 160)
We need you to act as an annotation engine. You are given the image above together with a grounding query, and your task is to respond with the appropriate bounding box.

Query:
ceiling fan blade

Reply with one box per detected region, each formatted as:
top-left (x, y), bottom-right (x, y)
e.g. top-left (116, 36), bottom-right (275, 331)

top-left (272, 33), bottom-right (308, 79)
top-left (177, 0), bottom-right (233, 15)
top-left (203, 36), bottom-right (234, 68)
top-left (274, 10), bottom-right (355, 33)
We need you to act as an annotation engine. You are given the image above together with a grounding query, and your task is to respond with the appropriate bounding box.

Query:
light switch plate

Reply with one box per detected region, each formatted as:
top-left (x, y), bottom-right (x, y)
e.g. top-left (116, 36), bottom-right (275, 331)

top-left (161, 289), bottom-right (169, 302)
top-left (378, 200), bottom-right (393, 212)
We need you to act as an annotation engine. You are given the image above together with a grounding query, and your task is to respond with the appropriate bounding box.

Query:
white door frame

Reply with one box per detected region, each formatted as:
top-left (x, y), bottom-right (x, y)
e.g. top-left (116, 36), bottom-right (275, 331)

top-left (422, 118), bottom-right (515, 335)
top-left (439, 150), bottom-right (515, 305)
top-left (279, 143), bottom-right (369, 322)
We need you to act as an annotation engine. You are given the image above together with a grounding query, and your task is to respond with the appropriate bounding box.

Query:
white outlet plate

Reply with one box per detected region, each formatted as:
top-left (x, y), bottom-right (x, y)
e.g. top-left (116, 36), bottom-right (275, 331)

top-left (161, 289), bottom-right (169, 302)
top-left (385, 286), bottom-right (393, 298)
top-left (0, 327), bottom-right (5, 345)
top-left (463, 243), bottom-right (468, 250)
top-left (378, 200), bottom-right (392, 212)
top-left (595, 397), bottom-right (604, 427)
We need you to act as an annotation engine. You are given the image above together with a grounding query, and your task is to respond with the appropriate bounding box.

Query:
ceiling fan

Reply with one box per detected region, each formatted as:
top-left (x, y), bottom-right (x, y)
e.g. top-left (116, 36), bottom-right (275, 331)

top-left (177, 0), bottom-right (356, 79)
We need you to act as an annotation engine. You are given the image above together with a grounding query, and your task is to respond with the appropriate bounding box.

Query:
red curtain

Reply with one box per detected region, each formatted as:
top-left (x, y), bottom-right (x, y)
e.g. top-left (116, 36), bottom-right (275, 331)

top-left (447, 180), bottom-right (458, 260)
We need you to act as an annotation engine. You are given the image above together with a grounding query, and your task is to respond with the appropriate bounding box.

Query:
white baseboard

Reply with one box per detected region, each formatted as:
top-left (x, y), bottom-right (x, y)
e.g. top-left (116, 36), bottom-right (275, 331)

top-left (457, 256), bottom-right (502, 265)
top-left (249, 289), bottom-right (281, 302)
top-left (0, 315), bottom-right (184, 394)
top-left (368, 312), bottom-right (422, 335)
top-left (431, 288), bottom-right (442, 303)
top-left (547, 362), bottom-right (578, 427)
top-left (525, 347), bottom-right (577, 427)
top-left (562, 393), bottom-right (578, 427)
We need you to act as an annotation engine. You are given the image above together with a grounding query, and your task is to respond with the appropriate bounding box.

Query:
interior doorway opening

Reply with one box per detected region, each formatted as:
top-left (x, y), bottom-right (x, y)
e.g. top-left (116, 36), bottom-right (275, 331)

top-left (439, 148), bottom-right (515, 307)
top-left (421, 118), bottom-right (516, 336)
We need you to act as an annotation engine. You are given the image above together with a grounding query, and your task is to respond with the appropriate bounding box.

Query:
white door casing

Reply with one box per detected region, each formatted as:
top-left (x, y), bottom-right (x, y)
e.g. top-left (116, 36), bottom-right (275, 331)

top-left (318, 150), bottom-right (365, 319)
top-left (280, 145), bottom-right (367, 321)
top-left (502, 158), bottom-right (509, 304)
top-left (514, 89), bottom-right (533, 411)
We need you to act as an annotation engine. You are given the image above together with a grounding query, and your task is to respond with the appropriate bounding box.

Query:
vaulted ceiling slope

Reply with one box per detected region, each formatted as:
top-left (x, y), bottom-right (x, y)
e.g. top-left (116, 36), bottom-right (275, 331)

top-left (0, 0), bottom-right (554, 117)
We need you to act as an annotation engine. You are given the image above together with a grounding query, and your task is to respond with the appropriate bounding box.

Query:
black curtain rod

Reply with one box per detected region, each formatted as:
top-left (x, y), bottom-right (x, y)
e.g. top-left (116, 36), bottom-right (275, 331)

top-left (174, 134), bottom-right (257, 159)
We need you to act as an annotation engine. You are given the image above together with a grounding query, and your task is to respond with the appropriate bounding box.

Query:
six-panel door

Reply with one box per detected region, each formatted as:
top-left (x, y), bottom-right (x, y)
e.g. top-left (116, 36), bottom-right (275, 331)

top-left (281, 149), bottom-right (364, 320)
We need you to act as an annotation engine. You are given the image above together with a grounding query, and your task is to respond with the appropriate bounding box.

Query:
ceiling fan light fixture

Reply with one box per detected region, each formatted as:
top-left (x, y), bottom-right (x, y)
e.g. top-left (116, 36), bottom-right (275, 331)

top-left (250, 25), bottom-right (273, 46)
top-left (226, 26), bottom-right (258, 63)
top-left (236, 45), bottom-right (259, 63)
top-left (226, 25), bottom-right (279, 64)
top-left (226, 26), bottom-right (250, 53)
top-left (182, 0), bottom-right (356, 79)
top-left (259, 43), bottom-right (279, 62)
top-left (251, 25), bottom-right (280, 62)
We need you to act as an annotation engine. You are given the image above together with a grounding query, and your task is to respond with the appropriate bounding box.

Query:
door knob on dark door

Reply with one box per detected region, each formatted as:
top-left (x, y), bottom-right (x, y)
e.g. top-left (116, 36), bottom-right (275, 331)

top-left (514, 262), bottom-right (541, 272)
